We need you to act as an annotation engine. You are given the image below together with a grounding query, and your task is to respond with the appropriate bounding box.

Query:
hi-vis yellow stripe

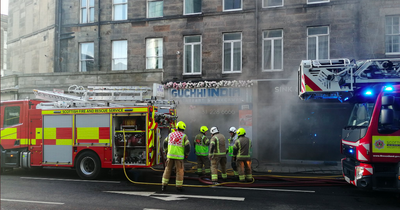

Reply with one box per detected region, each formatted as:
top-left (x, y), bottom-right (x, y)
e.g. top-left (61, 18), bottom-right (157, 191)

top-left (42, 107), bottom-right (148, 115)
top-left (1, 128), bottom-right (17, 139)
top-left (77, 127), bottom-right (99, 139)
top-left (56, 139), bottom-right (73, 145)
top-left (36, 128), bottom-right (42, 139)
top-left (44, 128), bottom-right (57, 139)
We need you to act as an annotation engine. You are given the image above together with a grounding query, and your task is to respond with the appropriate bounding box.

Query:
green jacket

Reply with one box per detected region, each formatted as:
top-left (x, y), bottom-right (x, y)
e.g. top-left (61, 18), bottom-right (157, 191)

top-left (227, 135), bottom-right (237, 157)
top-left (194, 133), bottom-right (210, 156)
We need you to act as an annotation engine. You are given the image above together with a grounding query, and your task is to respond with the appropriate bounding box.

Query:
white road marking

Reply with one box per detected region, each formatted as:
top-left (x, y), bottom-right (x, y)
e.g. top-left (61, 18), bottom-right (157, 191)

top-left (21, 177), bottom-right (120, 184)
top-left (1, 199), bottom-right (64, 205)
top-left (214, 186), bottom-right (315, 193)
top-left (105, 191), bottom-right (245, 201)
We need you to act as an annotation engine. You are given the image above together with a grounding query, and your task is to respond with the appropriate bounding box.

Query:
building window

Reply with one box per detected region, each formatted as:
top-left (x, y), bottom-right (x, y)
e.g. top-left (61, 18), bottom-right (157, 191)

top-left (79, 42), bottom-right (94, 72)
top-left (146, 38), bottom-right (163, 69)
top-left (223, 33), bottom-right (242, 73)
top-left (307, 0), bottom-right (329, 4)
top-left (263, 0), bottom-right (283, 8)
top-left (112, 40), bottom-right (127, 70)
top-left (263, 30), bottom-right (283, 71)
top-left (184, 0), bottom-right (202, 15)
top-left (386, 16), bottom-right (400, 54)
top-left (113, 0), bottom-right (128, 21)
top-left (223, 0), bottom-right (242, 11)
top-left (148, 0), bottom-right (163, 18)
top-left (81, 0), bottom-right (95, 23)
top-left (184, 35), bottom-right (202, 74)
top-left (307, 26), bottom-right (329, 60)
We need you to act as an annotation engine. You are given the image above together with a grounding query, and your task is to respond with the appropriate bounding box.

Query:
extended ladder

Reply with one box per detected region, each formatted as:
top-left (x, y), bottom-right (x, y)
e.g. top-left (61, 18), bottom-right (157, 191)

top-left (298, 58), bottom-right (400, 101)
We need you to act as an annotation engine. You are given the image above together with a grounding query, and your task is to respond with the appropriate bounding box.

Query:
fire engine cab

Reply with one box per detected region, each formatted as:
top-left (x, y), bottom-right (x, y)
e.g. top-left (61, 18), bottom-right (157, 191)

top-left (299, 58), bottom-right (400, 191)
top-left (0, 85), bottom-right (177, 179)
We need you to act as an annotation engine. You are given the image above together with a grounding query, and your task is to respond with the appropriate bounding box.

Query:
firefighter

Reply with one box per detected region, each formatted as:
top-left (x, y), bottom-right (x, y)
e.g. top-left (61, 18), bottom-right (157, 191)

top-left (227, 126), bottom-right (239, 179)
top-left (209, 126), bottom-right (227, 184)
top-left (194, 126), bottom-right (211, 176)
top-left (233, 128), bottom-right (253, 182)
top-left (161, 121), bottom-right (191, 192)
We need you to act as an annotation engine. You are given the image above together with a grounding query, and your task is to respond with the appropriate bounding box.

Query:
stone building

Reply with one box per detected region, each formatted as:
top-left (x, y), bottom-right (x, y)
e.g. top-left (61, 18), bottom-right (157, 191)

top-left (1, 14), bottom-right (8, 77)
top-left (2, 0), bottom-right (400, 163)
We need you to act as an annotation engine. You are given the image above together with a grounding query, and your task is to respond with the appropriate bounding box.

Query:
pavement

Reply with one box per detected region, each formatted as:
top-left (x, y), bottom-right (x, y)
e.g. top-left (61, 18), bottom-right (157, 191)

top-left (182, 159), bottom-right (343, 175)
top-left (253, 161), bottom-right (342, 175)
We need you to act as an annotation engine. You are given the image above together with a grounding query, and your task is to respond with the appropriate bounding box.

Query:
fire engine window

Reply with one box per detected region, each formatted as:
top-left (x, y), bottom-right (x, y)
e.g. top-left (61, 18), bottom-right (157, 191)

top-left (3, 106), bottom-right (21, 128)
top-left (379, 94), bottom-right (400, 128)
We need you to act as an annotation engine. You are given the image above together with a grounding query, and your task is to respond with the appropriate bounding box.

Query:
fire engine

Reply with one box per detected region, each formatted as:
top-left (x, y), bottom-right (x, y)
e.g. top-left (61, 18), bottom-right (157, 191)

top-left (299, 58), bottom-right (400, 191)
top-left (0, 85), bottom-right (177, 179)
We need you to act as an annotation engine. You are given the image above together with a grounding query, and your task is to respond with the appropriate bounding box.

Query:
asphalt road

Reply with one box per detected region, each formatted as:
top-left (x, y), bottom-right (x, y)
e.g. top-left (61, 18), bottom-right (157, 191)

top-left (1, 167), bottom-right (400, 210)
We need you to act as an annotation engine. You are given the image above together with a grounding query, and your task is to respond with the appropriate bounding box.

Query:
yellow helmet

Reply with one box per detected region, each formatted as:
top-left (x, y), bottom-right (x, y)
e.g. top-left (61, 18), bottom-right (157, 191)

top-left (177, 121), bottom-right (186, 130)
top-left (236, 128), bottom-right (246, 136)
top-left (200, 126), bottom-right (208, 133)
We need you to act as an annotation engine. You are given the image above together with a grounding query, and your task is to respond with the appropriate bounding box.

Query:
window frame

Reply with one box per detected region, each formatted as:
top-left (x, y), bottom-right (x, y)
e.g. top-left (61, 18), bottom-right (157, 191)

top-left (147, 0), bottom-right (164, 18)
top-left (222, 32), bottom-right (242, 73)
top-left (113, 0), bottom-right (128, 21)
top-left (112, 40), bottom-right (128, 71)
top-left (385, 15), bottom-right (400, 55)
top-left (307, 26), bottom-right (330, 60)
top-left (262, 0), bottom-right (284, 8)
top-left (262, 29), bottom-right (283, 72)
top-left (80, 0), bottom-right (95, 23)
top-left (307, 0), bottom-right (329, 4)
top-left (183, 35), bottom-right (202, 75)
top-left (146, 38), bottom-right (163, 69)
top-left (79, 42), bottom-right (94, 72)
top-left (223, 0), bottom-right (243, 12)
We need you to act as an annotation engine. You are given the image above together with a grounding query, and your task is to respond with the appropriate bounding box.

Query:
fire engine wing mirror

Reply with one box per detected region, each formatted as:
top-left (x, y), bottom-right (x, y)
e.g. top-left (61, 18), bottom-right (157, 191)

top-left (382, 95), bottom-right (394, 106)
top-left (379, 109), bottom-right (398, 133)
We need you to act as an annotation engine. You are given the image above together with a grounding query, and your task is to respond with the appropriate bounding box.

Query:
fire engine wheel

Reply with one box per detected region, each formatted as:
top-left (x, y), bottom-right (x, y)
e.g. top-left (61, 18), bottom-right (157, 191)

top-left (76, 151), bottom-right (101, 180)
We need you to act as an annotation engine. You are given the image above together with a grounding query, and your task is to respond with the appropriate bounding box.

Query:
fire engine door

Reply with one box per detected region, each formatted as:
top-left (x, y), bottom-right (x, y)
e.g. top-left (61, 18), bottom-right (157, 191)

top-left (29, 118), bottom-right (43, 166)
top-left (42, 115), bottom-right (73, 165)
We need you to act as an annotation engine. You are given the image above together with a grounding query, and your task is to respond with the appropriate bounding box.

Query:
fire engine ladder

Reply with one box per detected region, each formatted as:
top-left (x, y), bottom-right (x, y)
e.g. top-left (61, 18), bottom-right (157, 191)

top-left (298, 58), bottom-right (400, 101)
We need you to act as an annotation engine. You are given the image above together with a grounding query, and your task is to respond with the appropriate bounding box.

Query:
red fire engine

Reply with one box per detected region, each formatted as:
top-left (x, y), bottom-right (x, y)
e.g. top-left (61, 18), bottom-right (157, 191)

top-left (299, 58), bottom-right (400, 191)
top-left (0, 86), bottom-right (176, 179)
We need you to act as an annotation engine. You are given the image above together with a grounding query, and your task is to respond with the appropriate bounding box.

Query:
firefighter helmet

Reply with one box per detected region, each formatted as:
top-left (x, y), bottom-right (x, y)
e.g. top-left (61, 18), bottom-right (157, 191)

top-left (229, 127), bottom-right (237, 133)
top-left (210, 127), bottom-right (219, 134)
top-left (200, 126), bottom-right (208, 133)
top-left (236, 128), bottom-right (246, 136)
top-left (177, 121), bottom-right (186, 130)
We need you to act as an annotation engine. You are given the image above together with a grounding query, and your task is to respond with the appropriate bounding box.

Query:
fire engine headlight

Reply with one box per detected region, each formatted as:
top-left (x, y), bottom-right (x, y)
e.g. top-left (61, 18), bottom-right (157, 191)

top-left (356, 166), bottom-right (364, 180)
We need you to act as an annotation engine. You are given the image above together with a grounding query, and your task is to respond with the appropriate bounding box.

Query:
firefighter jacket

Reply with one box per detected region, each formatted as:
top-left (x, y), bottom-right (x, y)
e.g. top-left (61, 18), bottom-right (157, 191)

top-left (164, 131), bottom-right (190, 160)
top-left (227, 135), bottom-right (237, 157)
top-left (233, 136), bottom-right (252, 161)
top-left (209, 133), bottom-right (227, 157)
top-left (194, 133), bottom-right (210, 156)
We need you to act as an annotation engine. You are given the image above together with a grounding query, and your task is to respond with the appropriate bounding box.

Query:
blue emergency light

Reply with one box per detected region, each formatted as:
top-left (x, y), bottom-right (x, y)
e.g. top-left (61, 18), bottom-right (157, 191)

top-left (384, 86), bottom-right (394, 91)
top-left (349, 149), bottom-right (354, 154)
top-left (364, 90), bottom-right (373, 96)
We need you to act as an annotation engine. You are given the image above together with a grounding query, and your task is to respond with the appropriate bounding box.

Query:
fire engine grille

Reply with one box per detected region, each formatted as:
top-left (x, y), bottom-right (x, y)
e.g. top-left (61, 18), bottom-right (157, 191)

top-left (342, 158), bottom-right (355, 181)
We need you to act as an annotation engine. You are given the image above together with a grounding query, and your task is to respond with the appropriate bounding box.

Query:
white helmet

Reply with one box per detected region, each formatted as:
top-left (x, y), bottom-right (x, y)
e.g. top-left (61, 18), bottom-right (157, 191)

top-left (210, 127), bottom-right (219, 134)
top-left (229, 127), bottom-right (237, 133)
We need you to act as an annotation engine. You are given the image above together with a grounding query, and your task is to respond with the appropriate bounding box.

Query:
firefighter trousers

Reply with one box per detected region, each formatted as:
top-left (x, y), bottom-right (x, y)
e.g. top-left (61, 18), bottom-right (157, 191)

top-left (237, 160), bottom-right (253, 182)
top-left (162, 158), bottom-right (184, 187)
top-left (196, 156), bottom-right (211, 174)
top-left (210, 156), bottom-right (227, 181)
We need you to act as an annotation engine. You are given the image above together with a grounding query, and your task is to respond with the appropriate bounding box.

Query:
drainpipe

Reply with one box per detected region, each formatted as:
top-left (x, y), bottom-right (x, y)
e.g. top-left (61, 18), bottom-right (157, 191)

top-left (56, 0), bottom-right (62, 72)
top-left (97, 0), bottom-right (101, 71)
